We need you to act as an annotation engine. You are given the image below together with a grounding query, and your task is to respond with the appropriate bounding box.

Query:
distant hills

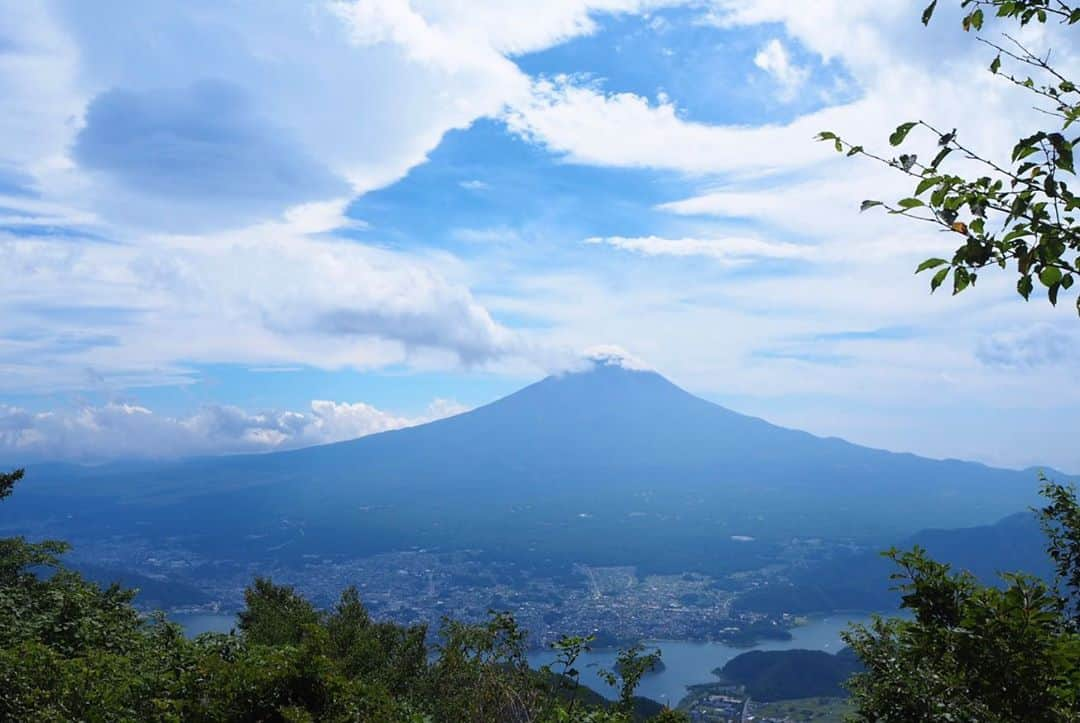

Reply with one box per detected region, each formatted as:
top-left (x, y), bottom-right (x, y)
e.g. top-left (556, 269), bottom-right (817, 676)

top-left (72, 563), bottom-right (212, 608)
top-left (1, 358), bottom-right (1060, 577)
top-left (733, 510), bottom-right (1053, 615)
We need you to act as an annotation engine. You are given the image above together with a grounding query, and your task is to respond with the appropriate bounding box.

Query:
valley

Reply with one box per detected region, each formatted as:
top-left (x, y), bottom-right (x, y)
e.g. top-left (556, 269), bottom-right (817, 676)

top-left (63, 530), bottom-right (847, 648)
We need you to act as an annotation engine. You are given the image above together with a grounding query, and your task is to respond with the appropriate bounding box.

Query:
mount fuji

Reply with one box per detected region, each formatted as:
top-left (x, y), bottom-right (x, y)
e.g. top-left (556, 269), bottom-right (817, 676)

top-left (3, 355), bottom-right (1051, 576)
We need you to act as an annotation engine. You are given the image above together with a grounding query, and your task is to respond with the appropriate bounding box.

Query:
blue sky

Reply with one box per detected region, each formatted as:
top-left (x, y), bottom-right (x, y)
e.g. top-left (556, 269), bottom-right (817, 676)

top-left (0, 0), bottom-right (1077, 470)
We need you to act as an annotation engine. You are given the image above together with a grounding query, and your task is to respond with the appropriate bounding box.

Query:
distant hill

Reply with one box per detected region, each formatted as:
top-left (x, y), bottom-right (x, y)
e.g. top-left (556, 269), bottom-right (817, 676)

top-left (2, 359), bottom-right (1057, 577)
top-left (718, 647), bottom-right (862, 702)
top-left (71, 562), bottom-right (212, 609)
top-left (733, 510), bottom-right (1052, 615)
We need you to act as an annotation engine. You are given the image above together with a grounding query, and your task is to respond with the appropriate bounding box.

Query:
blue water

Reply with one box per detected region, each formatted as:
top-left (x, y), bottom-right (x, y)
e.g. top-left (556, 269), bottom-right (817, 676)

top-left (172, 612), bottom-right (235, 636)
top-left (528, 614), bottom-right (875, 706)
top-left (173, 611), bottom-right (874, 707)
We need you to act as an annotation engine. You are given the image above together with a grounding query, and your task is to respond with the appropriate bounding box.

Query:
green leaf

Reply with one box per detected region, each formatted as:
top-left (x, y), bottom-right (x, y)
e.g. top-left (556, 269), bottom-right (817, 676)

top-left (953, 267), bottom-right (971, 294)
top-left (846, 145), bottom-right (864, 157)
top-left (1040, 266), bottom-right (1063, 287)
top-left (930, 267), bottom-right (950, 292)
top-left (816, 131), bottom-right (837, 141)
top-left (1018, 274), bottom-right (1034, 300)
top-left (990, 54), bottom-right (1001, 74)
top-left (921, 0), bottom-right (938, 25)
top-left (1049, 282), bottom-right (1060, 306)
top-left (1048, 133), bottom-right (1074, 174)
top-left (897, 197), bottom-right (925, 209)
top-left (1045, 175), bottom-right (1058, 198)
top-left (1062, 274), bottom-right (1074, 290)
top-left (860, 200), bottom-right (883, 212)
top-left (916, 258), bottom-right (947, 273)
top-left (1014, 145), bottom-right (1039, 162)
top-left (890, 122), bottom-right (918, 147)
top-left (915, 177), bottom-right (940, 196)
top-left (1012, 133), bottom-right (1045, 162)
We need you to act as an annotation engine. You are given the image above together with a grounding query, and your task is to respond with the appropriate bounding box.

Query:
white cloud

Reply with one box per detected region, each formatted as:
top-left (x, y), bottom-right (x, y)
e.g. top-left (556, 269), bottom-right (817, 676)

top-left (753, 38), bottom-right (808, 101)
top-left (451, 226), bottom-right (523, 244)
top-left (0, 217), bottom-right (522, 394)
top-left (975, 324), bottom-right (1079, 369)
top-left (504, 74), bottom-right (840, 175)
top-left (0, 0), bottom-right (693, 393)
top-left (0, 396), bottom-right (470, 462)
top-left (583, 344), bottom-right (653, 371)
top-left (459, 179), bottom-right (491, 191)
top-left (282, 199), bottom-right (362, 235)
top-left (586, 234), bottom-right (811, 264)
top-left (0, 0), bottom-right (687, 234)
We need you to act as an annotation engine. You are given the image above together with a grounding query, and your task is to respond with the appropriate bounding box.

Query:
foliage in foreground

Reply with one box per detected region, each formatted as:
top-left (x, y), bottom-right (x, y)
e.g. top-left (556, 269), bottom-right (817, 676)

top-left (0, 467), bottom-right (684, 722)
top-left (843, 474), bottom-right (1080, 721)
top-left (821, 0), bottom-right (1080, 314)
top-left (820, 3), bottom-right (1080, 719)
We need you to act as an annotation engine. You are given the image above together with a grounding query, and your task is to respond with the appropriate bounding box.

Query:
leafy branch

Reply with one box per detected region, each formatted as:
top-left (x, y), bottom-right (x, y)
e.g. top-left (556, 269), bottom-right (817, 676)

top-left (820, 0), bottom-right (1080, 315)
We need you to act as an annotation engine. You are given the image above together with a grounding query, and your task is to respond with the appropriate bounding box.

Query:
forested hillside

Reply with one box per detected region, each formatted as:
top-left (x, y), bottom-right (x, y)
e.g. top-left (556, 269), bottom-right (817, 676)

top-left (718, 648), bottom-right (862, 702)
top-left (0, 468), bottom-right (683, 722)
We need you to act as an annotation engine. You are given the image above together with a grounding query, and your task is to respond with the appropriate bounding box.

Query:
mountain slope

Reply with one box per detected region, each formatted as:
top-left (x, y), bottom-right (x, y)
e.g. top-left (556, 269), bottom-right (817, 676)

top-left (733, 510), bottom-right (1054, 615)
top-left (3, 361), bottom-right (1055, 576)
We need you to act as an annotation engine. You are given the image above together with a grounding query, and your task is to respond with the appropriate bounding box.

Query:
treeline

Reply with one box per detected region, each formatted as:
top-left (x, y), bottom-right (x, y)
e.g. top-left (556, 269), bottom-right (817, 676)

top-left (0, 468), bottom-right (683, 722)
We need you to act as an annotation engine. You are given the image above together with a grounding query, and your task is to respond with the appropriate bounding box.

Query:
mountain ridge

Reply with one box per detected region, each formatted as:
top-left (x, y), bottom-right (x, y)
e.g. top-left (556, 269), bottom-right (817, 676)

top-left (2, 362), bottom-right (1060, 577)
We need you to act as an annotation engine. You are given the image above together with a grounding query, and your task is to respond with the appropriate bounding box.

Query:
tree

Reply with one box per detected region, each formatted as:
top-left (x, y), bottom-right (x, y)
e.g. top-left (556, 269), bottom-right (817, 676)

top-left (819, 4), bottom-right (1080, 718)
top-left (843, 478), bottom-right (1080, 721)
top-left (819, 0), bottom-right (1080, 313)
top-left (236, 576), bottom-right (320, 646)
top-left (0, 467), bottom-right (23, 500)
top-left (598, 644), bottom-right (663, 716)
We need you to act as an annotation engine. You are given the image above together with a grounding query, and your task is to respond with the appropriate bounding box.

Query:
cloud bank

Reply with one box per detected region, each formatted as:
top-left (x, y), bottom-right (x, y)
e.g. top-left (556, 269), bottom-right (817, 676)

top-left (0, 397), bottom-right (470, 462)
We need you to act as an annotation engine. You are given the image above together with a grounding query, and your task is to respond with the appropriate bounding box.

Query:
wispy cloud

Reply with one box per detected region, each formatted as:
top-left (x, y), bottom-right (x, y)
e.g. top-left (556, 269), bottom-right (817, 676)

top-left (459, 179), bottom-right (491, 191)
top-left (753, 38), bottom-right (809, 102)
top-left (0, 219), bottom-right (523, 393)
top-left (976, 325), bottom-right (1078, 369)
top-left (584, 234), bottom-right (811, 264)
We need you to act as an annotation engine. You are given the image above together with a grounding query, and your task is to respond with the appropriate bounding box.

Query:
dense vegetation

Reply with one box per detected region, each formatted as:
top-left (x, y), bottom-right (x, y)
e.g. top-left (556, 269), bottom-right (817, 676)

top-left (844, 480), bottom-right (1080, 720)
top-left (717, 648), bottom-right (862, 702)
top-left (0, 468), bottom-right (685, 722)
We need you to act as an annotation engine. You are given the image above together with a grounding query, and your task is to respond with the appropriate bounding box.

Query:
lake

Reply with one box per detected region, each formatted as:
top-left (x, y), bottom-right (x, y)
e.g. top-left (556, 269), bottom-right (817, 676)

top-left (172, 611), bottom-right (876, 707)
top-left (528, 614), bottom-right (874, 706)
top-left (171, 612), bottom-right (236, 636)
